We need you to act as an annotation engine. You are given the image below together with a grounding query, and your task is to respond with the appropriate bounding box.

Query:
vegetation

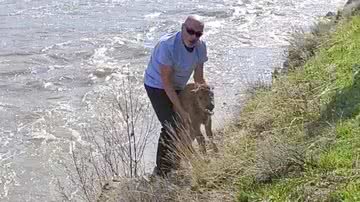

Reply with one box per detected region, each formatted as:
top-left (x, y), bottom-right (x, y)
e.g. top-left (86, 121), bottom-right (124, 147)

top-left (186, 6), bottom-right (360, 202)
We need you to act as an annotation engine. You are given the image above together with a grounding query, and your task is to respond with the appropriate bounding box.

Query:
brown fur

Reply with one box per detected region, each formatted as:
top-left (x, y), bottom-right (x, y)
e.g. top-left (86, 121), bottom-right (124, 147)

top-left (178, 83), bottom-right (218, 154)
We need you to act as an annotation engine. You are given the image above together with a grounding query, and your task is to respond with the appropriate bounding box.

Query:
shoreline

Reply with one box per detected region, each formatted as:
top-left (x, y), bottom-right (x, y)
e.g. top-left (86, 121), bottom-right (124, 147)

top-left (96, 1), bottom-right (360, 201)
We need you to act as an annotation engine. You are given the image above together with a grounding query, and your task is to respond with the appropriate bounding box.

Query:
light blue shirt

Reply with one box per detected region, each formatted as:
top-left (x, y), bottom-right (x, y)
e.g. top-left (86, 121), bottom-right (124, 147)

top-left (144, 31), bottom-right (208, 90)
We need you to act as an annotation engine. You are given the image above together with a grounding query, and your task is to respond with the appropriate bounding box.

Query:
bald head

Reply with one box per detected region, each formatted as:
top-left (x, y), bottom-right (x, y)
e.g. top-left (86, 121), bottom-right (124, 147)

top-left (184, 15), bottom-right (204, 29)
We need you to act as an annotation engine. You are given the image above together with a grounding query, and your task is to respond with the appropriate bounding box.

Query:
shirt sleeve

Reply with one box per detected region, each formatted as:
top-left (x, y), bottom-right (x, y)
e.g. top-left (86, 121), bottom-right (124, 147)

top-left (155, 41), bottom-right (173, 67)
top-left (198, 41), bottom-right (208, 64)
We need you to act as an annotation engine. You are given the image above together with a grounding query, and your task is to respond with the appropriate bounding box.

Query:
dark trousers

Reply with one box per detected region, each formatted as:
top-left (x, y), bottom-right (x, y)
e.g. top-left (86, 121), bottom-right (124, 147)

top-left (144, 84), bottom-right (181, 177)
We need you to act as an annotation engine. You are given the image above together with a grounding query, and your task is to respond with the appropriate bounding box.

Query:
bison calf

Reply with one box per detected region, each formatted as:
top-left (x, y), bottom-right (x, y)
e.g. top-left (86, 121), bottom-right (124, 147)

top-left (178, 83), bottom-right (218, 154)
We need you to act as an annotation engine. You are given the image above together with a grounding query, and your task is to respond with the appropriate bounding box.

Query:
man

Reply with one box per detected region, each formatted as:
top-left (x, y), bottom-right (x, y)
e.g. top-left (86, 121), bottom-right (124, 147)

top-left (144, 15), bottom-right (208, 177)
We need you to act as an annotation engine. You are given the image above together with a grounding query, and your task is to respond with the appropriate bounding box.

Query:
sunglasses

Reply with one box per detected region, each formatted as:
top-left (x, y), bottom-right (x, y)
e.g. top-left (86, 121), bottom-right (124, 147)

top-left (185, 26), bottom-right (203, 38)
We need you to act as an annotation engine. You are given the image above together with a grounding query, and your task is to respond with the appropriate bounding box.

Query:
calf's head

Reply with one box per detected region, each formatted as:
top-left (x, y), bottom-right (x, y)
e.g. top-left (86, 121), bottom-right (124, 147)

top-left (192, 84), bottom-right (215, 115)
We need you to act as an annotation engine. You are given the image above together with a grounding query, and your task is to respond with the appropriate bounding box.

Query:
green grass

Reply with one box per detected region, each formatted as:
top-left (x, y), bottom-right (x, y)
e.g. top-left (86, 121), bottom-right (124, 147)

top-left (331, 179), bottom-right (360, 201)
top-left (319, 121), bottom-right (360, 171)
top-left (236, 15), bottom-right (360, 202)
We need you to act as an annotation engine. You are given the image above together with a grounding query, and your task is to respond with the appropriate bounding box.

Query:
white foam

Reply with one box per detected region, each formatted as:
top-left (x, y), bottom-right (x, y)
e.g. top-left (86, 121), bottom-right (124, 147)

top-left (0, 151), bottom-right (12, 163)
top-left (1, 139), bottom-right (9, 147)
top-left (91, 47), bottom-right (111, 65)
top-left (205, 20), bottom-right (226, 36)
top-left (93, 47), bottom-right (109, 60)
top-left (144, 12), bottom-right (161, 19)
top-left (80, 37), bottom-right (92, 42)
top-left (110, 72), bottom-right (127, 80)
top-left (17, 117), bottom-right (45, 132)
top-left (40, 41), bottom-right (72, 52)
top-left (31, 129), bottom-right (57, 141)
top-left (1, 169), bottom-right (18, 198)
top-left (232, 6), bottom-right (247, 17)
top-left (112, 36), bottom-right (125, 45)
top-left (43, 82), bottom-right (53, 89)
top-left (105, 76), bottom-right (112, 82)
top-left (70, 128), bottom-right (89, 148)
top-left (207, 20), bottom-right (225, 28)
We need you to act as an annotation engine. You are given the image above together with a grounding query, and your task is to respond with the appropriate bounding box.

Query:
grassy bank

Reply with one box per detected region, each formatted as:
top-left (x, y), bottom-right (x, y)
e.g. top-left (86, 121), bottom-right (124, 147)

top-left (186, 7), bottom-right (360, 202)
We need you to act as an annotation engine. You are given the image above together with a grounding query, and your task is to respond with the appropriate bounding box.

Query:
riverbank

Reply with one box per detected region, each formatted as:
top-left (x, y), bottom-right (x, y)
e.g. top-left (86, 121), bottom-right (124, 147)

top-left (182, 2), bottom-right (360, 201)
top-left (97, 2), bottom-right (360, 202)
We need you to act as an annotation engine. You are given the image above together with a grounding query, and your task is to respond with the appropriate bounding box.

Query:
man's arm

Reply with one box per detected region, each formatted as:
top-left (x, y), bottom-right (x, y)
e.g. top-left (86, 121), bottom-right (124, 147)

top-left (160, 64), bottom-right (190, 121)
top-left (193, 63), bottom-right (206, 84)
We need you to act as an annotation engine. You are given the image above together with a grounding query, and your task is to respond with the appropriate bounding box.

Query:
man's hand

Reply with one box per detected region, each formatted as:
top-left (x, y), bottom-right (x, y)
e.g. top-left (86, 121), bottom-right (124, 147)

top-left (160, 64), bottom-right (189, 125)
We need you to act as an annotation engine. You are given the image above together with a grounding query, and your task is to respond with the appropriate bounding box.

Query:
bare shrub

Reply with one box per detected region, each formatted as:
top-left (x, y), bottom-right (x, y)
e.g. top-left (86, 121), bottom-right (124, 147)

top-left (57, 77), bottom-right (157, 201)
top-left (311, 19), bottom-right (337, 38)
top-left (285, 29), bottom-right (319, 70)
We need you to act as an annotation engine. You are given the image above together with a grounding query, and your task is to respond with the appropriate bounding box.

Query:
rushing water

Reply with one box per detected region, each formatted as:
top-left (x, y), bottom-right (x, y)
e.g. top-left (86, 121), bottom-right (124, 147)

top-left (0, 0), bottom-right (347, 201)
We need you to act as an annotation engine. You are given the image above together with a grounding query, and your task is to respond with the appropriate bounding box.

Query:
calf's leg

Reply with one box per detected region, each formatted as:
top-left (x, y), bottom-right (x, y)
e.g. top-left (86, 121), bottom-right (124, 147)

top-left (205, 117), bottom-right (219, 153)
top-left (193, 122), bottom-right (207, 154)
